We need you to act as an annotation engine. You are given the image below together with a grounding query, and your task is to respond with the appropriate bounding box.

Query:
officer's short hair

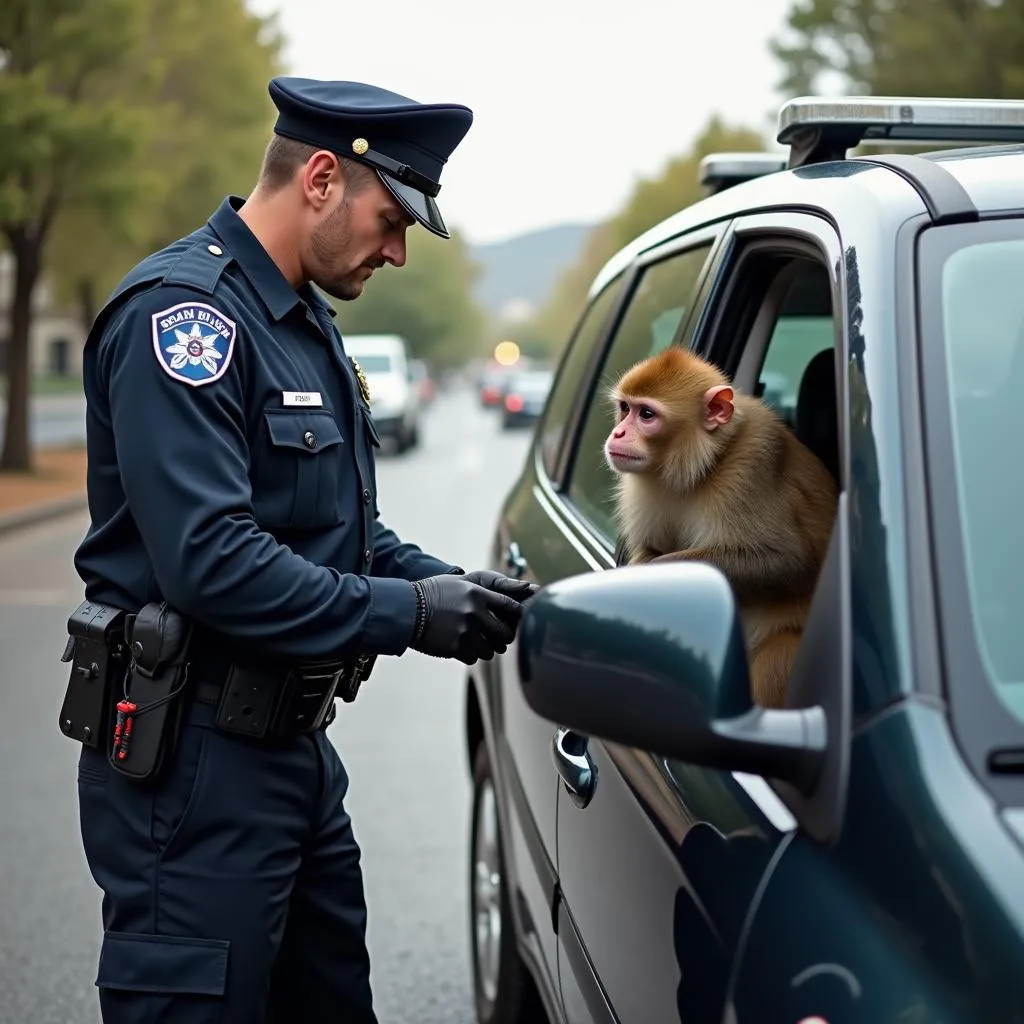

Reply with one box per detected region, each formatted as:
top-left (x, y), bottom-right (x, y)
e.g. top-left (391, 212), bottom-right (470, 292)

top-left (258, 135), bottom-right (377, 196)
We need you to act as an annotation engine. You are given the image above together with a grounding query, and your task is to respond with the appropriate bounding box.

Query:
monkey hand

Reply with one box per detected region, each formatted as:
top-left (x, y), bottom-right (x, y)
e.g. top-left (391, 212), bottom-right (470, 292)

top-left (409, 574), bottom-right (525, 666)
top-left (459, 568), bottom-right (539, 604)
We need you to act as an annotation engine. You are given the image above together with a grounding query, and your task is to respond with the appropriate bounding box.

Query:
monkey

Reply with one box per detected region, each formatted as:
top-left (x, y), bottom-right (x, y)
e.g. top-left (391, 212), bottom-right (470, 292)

top-left (604, 345), bottom-right (838, 709)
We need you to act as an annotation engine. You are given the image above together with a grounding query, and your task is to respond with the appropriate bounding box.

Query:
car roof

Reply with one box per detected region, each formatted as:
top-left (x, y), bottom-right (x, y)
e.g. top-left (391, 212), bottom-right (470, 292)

top-left (588, 97), bottom-right (1024, 300)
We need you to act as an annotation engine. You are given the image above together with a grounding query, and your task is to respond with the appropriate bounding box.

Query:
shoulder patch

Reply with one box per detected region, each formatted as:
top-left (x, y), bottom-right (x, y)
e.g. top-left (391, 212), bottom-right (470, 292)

top-left (151, 302), bottom-right (237, 387)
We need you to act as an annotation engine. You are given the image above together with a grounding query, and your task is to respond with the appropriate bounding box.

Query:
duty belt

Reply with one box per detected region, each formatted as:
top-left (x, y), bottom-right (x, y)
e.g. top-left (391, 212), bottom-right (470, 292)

top-left (193, 655), bottom-right (375, 741)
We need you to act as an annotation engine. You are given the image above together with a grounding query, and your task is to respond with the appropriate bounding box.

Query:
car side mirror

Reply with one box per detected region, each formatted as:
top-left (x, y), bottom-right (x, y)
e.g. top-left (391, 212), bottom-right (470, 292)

top-left (518, 495), bottom-right (852, 841)
top-left (518, 562), bottom-right (826, 794)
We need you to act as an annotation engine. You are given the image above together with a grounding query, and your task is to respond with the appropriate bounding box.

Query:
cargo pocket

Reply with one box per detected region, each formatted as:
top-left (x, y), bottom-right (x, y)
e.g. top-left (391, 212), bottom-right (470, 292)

top-left (95, 930), bottom-right (228, 1022)
top-left (252, 408), bottom-right (345, 530)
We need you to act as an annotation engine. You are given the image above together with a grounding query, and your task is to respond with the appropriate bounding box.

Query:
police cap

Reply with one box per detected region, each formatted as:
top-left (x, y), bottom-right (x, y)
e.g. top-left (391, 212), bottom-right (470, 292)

top-left (268, 76), bottom-right (473, 239)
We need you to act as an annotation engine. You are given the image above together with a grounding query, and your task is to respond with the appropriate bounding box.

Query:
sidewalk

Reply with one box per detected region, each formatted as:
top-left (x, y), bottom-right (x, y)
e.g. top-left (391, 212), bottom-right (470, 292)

top-left (0, 445), bottom-right (88, 537)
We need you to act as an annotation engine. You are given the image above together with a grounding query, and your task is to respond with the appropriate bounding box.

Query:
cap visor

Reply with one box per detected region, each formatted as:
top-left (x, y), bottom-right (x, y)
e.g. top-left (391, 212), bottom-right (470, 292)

top-left (377, 170), bottom-right (450, 239)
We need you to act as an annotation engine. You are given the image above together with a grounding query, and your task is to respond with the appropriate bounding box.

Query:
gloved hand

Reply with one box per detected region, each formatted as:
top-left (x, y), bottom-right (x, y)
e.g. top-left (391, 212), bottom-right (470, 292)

top-left (410, 574), bottom-right (526, 665)
top-left (460, 568), bottom-right (539, 602)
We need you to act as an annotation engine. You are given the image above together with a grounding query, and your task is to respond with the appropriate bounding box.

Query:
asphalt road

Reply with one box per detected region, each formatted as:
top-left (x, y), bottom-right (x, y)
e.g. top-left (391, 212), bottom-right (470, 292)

top-left (0, 388), bottom-right (534, 1024)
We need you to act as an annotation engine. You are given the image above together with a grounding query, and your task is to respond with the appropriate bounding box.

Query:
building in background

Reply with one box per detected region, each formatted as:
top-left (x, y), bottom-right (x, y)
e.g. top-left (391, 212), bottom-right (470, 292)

top-left (0, 252), bottom-right (85, 380)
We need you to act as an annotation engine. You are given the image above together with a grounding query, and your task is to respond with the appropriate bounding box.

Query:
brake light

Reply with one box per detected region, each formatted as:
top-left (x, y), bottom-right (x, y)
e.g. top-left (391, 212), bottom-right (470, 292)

top-left (505, 394), bottom-right (524, 412)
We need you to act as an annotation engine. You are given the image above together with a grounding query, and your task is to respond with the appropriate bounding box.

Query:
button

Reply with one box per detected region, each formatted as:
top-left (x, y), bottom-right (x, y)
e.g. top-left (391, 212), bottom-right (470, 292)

top-left (132, 640), bottom-right (144, 659)
top-left (363, 549), bottom-right (372, 563)
top-left (362, 488), bottom-right (371, 504)
top-left (207, 244), bottom-right (223, 256)
top-left (303, 431), bottom-right (317, 449)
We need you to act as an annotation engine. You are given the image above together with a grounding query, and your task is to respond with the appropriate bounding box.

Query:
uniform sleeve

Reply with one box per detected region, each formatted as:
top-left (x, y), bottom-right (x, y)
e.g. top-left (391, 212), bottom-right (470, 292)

top-left (100, 286), bottom-right (418, 661)
top-left (370, 517), bottom-right (458, 581)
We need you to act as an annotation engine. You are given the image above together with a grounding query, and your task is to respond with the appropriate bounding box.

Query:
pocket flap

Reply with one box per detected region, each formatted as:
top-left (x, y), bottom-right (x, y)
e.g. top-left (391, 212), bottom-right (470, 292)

top-left (360, 405), bottom-right (381, 447)
top-left (96, 930), bottom-right (229, 996)
top-left (264, 409), bottom-right (344, 452)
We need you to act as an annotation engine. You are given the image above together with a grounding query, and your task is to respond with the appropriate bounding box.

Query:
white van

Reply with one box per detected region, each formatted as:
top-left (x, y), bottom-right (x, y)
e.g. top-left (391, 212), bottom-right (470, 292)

top-left (342, 333), bottom-right (421, 453)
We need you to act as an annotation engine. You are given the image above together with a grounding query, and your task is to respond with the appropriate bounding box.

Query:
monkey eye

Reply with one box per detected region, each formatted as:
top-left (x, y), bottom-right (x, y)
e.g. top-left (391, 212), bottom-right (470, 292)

top-left (638, 405), bottom-right (656, 421)
top-left (618, 400), bottom-right (629, 415)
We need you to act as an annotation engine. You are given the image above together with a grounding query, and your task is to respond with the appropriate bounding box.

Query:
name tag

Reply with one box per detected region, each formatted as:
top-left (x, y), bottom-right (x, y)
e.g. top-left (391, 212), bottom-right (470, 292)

top-left (282, 391), bottom-right (323, 407)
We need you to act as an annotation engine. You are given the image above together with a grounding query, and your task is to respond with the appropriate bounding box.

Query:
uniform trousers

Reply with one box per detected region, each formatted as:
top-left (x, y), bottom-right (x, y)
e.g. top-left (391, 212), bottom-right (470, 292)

top-left (76, 698), bottom-right (376, 1023)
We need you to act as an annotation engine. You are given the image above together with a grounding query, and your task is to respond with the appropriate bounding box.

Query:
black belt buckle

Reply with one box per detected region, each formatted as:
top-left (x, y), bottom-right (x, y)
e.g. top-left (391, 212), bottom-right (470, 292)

top-left (273, 664), bottom-right (342, 736)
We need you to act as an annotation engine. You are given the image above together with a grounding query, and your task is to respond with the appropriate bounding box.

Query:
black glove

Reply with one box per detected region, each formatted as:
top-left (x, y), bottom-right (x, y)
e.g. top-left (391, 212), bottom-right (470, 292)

top-left (460, 568), bottom-right (539, 602)
top-left (410, 574), bottom-right (525, 665)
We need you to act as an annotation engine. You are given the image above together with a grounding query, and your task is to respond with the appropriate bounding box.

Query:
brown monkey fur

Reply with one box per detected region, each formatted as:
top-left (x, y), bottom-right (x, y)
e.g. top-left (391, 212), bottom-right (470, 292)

top-left (604, 346), bottom-right (838, 708)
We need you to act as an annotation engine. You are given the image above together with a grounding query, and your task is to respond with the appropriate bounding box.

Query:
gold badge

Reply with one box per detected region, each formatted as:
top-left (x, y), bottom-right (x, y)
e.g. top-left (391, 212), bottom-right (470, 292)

top-left (352, 358), bottom-right (371, 405)
top-left (352, 137), bottom-right (369, 155)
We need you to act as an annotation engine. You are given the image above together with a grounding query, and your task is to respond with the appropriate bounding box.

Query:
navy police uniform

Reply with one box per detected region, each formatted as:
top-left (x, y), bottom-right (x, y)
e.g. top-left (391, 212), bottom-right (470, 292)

top-left (69, 78), bottom-right (477, 1022)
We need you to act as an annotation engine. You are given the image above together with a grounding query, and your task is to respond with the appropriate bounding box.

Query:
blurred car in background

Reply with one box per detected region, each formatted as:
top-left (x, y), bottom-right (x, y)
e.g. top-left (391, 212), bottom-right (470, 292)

top-left (478, 364), bottom-right (510, 408)
top-left (343, 333), bottom-right (420, 453)
top-left (500, 369), bottom-right (554, 430)
top-left (409, 358), bottom-right (437, 406)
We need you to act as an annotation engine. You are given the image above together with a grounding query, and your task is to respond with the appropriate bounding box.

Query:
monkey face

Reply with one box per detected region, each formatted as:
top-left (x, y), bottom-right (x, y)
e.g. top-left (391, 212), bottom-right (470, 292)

top-left (604, 398), bottom-right (665, 474)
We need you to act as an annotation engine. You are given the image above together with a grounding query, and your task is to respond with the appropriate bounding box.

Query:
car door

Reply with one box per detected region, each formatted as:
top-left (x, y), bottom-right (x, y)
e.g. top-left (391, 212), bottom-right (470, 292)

top-left (552, 213), bottom-right (849, 1024)
top-left (489, 271), bottom-right (628, 1003)
top-left (494, 228), bottom-right (725, 1019)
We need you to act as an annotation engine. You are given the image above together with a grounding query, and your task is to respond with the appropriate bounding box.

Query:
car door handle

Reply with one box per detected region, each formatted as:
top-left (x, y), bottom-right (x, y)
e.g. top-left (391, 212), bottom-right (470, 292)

top-left (552, 728), bottom-right (597, 809)
top-left (505, 541), bottom-right (528, 579)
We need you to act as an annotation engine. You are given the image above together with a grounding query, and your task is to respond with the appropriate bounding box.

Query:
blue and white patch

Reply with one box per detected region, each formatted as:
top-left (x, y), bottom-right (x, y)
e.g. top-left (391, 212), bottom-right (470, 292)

top-left (151, 302), bottom-right (236, 387)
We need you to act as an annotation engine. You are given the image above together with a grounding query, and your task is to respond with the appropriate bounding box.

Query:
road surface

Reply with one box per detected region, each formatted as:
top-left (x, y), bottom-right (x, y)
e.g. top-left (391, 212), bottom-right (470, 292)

top-left (0, 393), bottom-right (87, 451)
top-left (0, 388), bottom-right (535, 1023)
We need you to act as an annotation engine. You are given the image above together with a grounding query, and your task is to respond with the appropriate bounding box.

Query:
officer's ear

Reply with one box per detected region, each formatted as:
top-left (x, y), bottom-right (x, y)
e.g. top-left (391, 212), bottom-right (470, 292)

top-left (302, 151), bottom-right (340, 211)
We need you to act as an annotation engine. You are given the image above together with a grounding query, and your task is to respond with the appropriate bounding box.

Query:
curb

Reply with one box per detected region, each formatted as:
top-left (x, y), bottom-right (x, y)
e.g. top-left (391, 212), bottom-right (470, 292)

top-left (0, 493), bottom-right (88, 538)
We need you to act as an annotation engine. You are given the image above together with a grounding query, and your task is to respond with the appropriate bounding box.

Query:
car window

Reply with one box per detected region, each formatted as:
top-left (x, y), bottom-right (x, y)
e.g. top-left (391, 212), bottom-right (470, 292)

top-left (539, 276), bottom-right (624, 477)
top-left (353, 354), bottom-right (392, 373)
top-left (936, 234), bottom-right (1024, 721)
top-left (565, 243), bottom-right (714, 538)
top-left (757, 262), bottom-right (835, 427)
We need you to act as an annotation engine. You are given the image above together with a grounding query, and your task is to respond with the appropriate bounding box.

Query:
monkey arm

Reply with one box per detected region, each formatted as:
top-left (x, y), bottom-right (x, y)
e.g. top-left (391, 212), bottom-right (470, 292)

top-left (648, 544), bottom-right (821, 603)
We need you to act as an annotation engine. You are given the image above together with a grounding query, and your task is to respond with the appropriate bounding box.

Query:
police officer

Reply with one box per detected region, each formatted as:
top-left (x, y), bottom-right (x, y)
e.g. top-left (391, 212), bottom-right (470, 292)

top-left (70, 77), bottom-right (535, 1023)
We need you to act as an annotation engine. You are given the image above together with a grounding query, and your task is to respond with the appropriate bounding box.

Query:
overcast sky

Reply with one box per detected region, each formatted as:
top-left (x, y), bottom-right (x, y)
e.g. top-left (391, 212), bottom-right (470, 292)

top-left (248, 0), bottom-right (797, 245)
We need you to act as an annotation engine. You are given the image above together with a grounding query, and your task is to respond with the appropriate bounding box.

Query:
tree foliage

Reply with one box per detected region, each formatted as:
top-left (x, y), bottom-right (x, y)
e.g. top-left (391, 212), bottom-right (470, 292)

top-left (0, 0), bottom-right (281, 472)
top-left (527, 116), bottom-right (767, 355)
top-left (331, 227), bottom-right (490, 370)
top-left (771, 0), bottom-right (1024, 97)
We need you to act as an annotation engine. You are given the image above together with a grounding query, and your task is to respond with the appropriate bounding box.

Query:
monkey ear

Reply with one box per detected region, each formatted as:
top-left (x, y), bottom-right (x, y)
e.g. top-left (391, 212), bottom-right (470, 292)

top-left (703, 385), bottom-right (734, 430)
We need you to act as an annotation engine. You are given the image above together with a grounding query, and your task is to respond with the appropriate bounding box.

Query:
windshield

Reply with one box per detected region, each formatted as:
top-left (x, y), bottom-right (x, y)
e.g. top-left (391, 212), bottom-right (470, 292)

top-left (938, 233), bottom-right (1024, 721)
top-left (351, 354), bottom-right (393, 374)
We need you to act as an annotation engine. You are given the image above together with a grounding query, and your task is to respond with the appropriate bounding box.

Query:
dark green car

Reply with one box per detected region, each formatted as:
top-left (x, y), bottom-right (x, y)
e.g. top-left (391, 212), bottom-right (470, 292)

top-left (463, 97), bottom-right (1024, 1024)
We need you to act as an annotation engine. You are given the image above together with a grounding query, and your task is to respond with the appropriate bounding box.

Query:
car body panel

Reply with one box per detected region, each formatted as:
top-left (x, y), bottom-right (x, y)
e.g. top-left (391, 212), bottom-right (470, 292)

top-left (730, 701), bottom-right (1024, 1022)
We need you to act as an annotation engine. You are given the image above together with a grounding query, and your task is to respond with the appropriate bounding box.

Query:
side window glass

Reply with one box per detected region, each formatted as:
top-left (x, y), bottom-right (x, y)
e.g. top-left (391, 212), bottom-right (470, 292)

top-left (756, 261), bottom-right (835, 429)
top-left (566, 243), bottom-right (714, 537)
top-left (540, 276), bottom-right (624, 477)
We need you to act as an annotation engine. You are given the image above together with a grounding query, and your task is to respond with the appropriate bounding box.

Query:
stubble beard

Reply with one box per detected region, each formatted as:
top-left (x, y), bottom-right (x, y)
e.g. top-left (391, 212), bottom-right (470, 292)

top-left (309, 198), bottom-right (368, 302)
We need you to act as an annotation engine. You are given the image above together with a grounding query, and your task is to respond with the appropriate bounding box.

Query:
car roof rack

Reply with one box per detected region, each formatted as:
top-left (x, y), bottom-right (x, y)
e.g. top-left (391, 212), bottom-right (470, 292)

top-left (699, 152), bottom-right (787, 193)
top-left (777, 96), bottom-right (1024, 169)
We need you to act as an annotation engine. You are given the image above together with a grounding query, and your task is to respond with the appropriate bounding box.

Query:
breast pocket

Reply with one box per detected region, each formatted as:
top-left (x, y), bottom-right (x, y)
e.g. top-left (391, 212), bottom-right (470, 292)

top-left (253, 408), bottom-right (346, 530)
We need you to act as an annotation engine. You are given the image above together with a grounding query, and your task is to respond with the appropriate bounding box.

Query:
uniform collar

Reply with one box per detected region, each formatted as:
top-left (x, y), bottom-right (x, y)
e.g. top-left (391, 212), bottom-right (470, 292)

top-left (208, 196), bottom-right (337, 324)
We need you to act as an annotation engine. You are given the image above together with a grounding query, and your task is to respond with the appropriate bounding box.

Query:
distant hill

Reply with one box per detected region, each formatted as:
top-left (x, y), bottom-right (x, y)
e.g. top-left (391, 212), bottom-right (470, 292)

top-left (469, 222), bottom-right (594, 320)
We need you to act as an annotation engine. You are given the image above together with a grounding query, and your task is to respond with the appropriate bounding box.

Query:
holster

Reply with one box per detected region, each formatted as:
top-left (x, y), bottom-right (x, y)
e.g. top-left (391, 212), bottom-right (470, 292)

top-left (109, 601), bottom-right (193, 783)
top-left (59, 600), bottom-right (129, 748)
top-left (338, 654), bottom-right (376, 703)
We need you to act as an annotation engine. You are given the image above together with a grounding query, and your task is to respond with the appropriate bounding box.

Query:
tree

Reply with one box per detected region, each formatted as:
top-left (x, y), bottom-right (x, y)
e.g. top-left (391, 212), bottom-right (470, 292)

top-left (0, 0), bottom-right (282, 472)
top-left (332, 227), bottom-right (490, 370)
top-left (771, 0), bottom-right (1024, 98)
top-left (529, 116), bottom-right (767, 355)
top-left (0, 0), bottom-right (160, 471)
